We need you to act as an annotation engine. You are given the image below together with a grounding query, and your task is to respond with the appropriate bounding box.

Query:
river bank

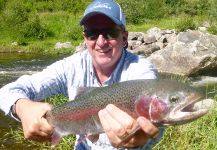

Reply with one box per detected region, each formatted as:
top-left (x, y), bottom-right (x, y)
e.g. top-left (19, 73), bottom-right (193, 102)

top-left (1, 14), bottom-right (216, 55)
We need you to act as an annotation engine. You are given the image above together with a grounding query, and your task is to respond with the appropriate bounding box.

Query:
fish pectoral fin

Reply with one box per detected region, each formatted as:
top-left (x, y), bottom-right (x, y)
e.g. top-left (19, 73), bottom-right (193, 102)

top-left (51, 131), bottom-right (62, 148)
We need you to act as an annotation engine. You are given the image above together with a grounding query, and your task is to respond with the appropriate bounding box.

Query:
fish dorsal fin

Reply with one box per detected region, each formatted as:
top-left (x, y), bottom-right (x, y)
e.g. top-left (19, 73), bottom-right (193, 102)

top-left (70, 87), bottom-right (97, 100)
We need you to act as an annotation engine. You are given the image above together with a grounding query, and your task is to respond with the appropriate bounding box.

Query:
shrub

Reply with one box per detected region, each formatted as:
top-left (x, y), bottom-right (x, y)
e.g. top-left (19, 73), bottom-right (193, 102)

top-left (1, 0), bottom-right (52, 42)
top-left (119, 1), bottom-right (144, 24)
top-left (22, 15), bottom-right (52, 40)
top-left (208, 0), bottom-right (217, 18)
top-left (117, 0), bottom-right (166, 24)
top-left (62, 0), bottom-right (87, 16)
top-left (196, 0), bottom-right (211, 15)
top-left (0, 0), bottom-right (6, 11)
top-left (175, 16), bottom-right (197, 32)
top-left (31, 0), bottom-right (90, 13)
top-left (208, 24), bottom-right (217, 35)
top-left (3, 1), bottom-right (29, 29)
top-left (64, 24), bottom-right (83, 41)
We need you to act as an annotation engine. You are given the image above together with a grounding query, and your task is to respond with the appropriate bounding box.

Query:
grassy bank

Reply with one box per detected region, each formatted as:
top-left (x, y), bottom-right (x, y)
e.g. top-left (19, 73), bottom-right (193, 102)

top-left (1, 13), bottom-right (216, 55)
top-left (0, 0), bottom-right (217, 55)
top-left (0, 11), bottom-right (84, 55)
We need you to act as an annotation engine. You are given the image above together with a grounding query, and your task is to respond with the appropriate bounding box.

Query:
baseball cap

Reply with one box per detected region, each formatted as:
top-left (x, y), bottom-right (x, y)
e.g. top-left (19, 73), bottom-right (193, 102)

top-left (80, 0), bottom-right (126, 29)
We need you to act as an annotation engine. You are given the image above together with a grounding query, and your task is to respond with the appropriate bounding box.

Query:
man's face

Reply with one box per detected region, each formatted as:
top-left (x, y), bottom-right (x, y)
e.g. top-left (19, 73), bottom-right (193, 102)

top-left (83, 14), bottom-right (128, 70)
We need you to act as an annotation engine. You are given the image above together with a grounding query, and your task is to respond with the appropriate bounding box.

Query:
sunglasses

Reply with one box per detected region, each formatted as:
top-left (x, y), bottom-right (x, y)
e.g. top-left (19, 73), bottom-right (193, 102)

top-left (84, 27), bottom-right (122, 40)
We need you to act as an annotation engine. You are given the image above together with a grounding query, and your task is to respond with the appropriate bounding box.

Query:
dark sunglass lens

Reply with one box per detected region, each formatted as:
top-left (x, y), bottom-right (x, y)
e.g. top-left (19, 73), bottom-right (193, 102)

top-left (84, 28), bottom-right (121, 40)
top-left (105, 28), bottom-right (120, 39)
top-left (85, 30), bottom-right (99, 40)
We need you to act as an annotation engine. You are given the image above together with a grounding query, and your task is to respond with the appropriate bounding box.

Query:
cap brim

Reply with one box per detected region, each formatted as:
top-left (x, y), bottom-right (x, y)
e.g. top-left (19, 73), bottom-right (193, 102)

top-left (80, 11), bottom-right (122, 27)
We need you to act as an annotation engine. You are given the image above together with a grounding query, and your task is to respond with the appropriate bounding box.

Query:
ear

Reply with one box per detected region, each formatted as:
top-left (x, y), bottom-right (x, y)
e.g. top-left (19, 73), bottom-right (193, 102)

top-left (83, 32), bottom-right (88, 41)
top-left (122, 31), bottom-right (128, 43)
top-left (122, 31), bottom-right (128, 46)
top-left (82, 32), bottom-right (86, 38)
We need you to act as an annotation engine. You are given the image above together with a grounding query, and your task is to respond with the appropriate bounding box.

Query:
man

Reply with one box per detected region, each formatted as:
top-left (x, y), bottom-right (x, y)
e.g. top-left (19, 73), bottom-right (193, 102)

top-left (0, 0), bottom-right (164, 149)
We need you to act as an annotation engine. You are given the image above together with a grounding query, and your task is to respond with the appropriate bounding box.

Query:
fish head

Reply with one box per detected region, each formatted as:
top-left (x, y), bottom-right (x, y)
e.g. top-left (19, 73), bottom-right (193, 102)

top-left (135, 80), bottom-right (210, 126)
top-left (160, 89), bottom-right (209, 126)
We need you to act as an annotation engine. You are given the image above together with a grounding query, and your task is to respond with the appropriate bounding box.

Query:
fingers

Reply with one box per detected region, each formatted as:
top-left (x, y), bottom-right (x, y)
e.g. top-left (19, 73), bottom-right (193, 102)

top-left (27, 131), bottom-right (52, 142)
top-left (105, 104), bottom-right (136, 133)
top-left (98, 104), bottom-right (138, 147)
top-left (99, 104), bottom-right (160, 148)
top-left (23, 116), bottom-right (53, 141)
top-left (17, 100), bottom-right (54, 142)
top-left (39, 117), bottom-right (54, 135)
top-left (137, 117), bottom-right (159, 139)
top-left (98, 106), bottom-right (122, 145)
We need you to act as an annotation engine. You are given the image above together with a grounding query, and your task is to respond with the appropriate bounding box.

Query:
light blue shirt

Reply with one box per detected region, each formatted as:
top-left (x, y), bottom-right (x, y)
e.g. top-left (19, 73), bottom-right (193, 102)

top-left (0, 49), bottom-right (164, 150)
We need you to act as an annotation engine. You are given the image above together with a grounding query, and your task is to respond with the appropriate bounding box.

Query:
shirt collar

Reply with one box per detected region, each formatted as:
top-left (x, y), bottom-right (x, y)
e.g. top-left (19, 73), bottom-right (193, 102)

top-left (106, 48), bottom-right (126, 84)
top-left (88, 48), bottom-right (126, 86)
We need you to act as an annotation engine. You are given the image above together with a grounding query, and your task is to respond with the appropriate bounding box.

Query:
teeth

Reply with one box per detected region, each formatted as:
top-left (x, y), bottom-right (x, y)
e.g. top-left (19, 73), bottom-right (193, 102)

top-left (96, 49), bottom-right (111, 53)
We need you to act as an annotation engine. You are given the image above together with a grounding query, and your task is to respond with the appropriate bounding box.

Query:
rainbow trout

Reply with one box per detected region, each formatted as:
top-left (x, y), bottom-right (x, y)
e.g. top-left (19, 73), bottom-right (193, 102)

top-left (45, 79), bottom-right (209, 147)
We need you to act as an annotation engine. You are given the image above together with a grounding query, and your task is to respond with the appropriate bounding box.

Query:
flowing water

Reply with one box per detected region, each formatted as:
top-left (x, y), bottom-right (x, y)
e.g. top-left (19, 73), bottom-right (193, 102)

top-left (0, 52), bottom-right (69, 149)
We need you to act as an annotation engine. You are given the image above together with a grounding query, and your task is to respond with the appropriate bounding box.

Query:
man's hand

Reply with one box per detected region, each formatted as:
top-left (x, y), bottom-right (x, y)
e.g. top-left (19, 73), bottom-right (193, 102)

top-left (98, 104), bottom-right (159, 148)
top-left (16, 99), bottom-right (54, 142)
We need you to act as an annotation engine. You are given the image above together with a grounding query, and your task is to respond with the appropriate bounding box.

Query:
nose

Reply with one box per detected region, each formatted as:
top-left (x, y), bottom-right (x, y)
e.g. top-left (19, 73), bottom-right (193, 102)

top-left (96, 34), bottom-right (107, 47)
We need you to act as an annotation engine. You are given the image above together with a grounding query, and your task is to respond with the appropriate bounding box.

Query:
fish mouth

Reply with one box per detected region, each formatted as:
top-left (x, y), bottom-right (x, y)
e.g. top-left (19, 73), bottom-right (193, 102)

top-left (162, 95), bottom-right (211, 126)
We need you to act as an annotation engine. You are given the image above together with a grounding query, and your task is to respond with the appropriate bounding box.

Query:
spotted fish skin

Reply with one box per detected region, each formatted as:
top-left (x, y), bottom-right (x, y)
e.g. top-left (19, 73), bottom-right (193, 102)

top-left (45, 79), bottom-right (208, 147)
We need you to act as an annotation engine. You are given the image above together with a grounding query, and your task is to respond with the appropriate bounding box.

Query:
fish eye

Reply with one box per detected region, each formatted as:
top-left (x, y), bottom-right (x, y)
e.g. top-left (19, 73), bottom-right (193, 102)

top-left (169, 95), bottom-right (180, 103)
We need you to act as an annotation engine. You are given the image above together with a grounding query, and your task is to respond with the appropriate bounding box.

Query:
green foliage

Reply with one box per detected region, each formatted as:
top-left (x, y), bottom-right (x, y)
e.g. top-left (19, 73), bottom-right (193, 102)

top-left (208, 0), bottom-right (217, 18)
top-left (22, 15), bottom-right (52, 40)
top-left (0, 0), bottom-right (217, 54)
top-left (165, 0), bottom-right (184, 7)
top-left (143, 0), bottom-right (166, 20)
top-left (175, 16), bottom-right (197, 32)
top-left (61, 0), bottom-right (88, 16)
top-left (64, 24), bottom-right (83, 41)
top-left (208, 24), bottom-right (217, 35)
top-left (1, 0), bottom-right (51, 44)
top-left (165, 0), bottom-right (212, 16)
top-left (196, 0), bottom-right (211, 15)
top-left (26, 0), bottom-right (91, 14)
top-left (179, 0), bottom-right (211, 16)
top-left (117, 0), bottom-right (166, 24)
top-left (3, 1), bottom-right (29, 28)
top-left (0, 0), bottom-right (6, 11)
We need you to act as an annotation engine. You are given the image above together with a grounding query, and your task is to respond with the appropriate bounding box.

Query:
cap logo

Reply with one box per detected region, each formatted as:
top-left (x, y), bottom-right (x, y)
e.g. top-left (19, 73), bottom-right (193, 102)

top-left (90, 2), bottom-right (111, 10)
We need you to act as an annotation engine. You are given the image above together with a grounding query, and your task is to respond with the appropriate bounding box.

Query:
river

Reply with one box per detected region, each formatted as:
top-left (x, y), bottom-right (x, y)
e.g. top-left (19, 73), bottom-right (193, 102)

top-left (0, 52), bottom-right (69, 149)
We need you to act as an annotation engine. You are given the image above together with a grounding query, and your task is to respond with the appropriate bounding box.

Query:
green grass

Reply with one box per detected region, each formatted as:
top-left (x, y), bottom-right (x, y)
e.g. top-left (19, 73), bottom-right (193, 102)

top-left (1, 12), bottom-right (217, 55)
top-left (127, 15), bottom-right (217, 33)
top-left (0, 11), bottom-right (83, 55)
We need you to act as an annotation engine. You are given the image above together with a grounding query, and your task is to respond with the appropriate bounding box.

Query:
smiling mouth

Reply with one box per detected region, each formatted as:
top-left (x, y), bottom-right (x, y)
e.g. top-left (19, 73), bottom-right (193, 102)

top-left (96, 49), bottom-right (111, 53)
